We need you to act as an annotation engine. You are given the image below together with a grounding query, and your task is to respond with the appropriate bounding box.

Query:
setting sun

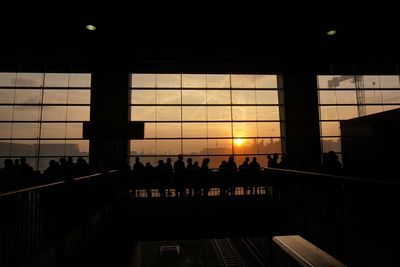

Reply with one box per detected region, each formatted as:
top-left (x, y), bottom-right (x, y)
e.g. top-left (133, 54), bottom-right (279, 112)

top-left (234, 138), bottom-right (245, 146)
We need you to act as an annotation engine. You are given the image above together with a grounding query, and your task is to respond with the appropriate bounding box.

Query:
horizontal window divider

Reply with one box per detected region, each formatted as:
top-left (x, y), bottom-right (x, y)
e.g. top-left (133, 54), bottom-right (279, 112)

top-left (129, 153), bottom-right (281, 157)
top-left (0, 138), bottom-right (86, 140)
top-left (138, 137), bottom-right (281, 140)
top-left (319, 103), bottom-right (400, 106)
top-left (130, 120), bottom-right (282, 123)
top-left (0, 104), bottom-right (90, 106)
top-left (0, 155), bottom-right (88, 158)
top-left (0, 87), bottom-right (91, 90)
top-left (0, 121), bottom-right (87, 123)
top-left (130, 104), bottom-right (281, 106)
top-left (318, 88), bottom-right (400, 90)
top-left (130, 87), bottom-right (278, 90)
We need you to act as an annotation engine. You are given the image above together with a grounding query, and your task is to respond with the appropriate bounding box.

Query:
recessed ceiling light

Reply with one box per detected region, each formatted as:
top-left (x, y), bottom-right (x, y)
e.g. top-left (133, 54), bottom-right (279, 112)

top-left (327, 29), bottom-right (336, 36)
top-left (86, 25), bottom-right (96, 31)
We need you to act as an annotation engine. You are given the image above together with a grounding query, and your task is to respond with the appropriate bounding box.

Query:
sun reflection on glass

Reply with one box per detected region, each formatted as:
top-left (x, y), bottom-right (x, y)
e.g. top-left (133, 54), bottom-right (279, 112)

top-left (234, 138), bottom-right (245, 146)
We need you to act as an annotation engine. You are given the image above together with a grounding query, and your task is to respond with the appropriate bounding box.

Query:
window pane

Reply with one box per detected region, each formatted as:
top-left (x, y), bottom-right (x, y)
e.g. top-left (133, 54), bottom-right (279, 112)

top-left (43, 90), bottom-right (68, 104)
top-left (156, 106), bottom-right (181, 121)
top-left (41, 123), bottom-right (66, 138)
top-left (207, 107), bottom-right (231, 121)
top-left (207, 90), bottom-right (231, 104)
top-left (182, 106), bottom-right (207, 121)
top-left (231, 75), bottom-right (255, 88)
top-left (156, 140), bottom-right (181, 155)
top-left (233, 122), bottom-right (257, 137)
top-left (39, 140), bottom-right (67, 156)
top-left (13, 106), bottom-right (41, 121)
top-left (156, 74), bottom-right (181, 88)
top-left (0, 73), bottom-right (17, 87)
top-left (131, 140), bottom-right (156, 155)
top-left (182, 74), bottom-right (206, 88)
top-left (319, 91), bottom-right (337, 104)
top-left (337, 106), bottom-right (358, 120)
top-left (232, 91), bottom-right (256, 104)
top-left (16, 73), bottom-right (44, 87)
top-left (255, 75), bottom-right (277, 88)
top-left (131, 74), bottom-right (156, 88)
top-left (68, 90), bottom-right (90, 104)
top-left (318, 75), bottom-right (355, 89)
top-left (382, 91), bottom-right (400, 103)
top-left (0, 106), bottom-right (13, 121)
top-left (321, 137), bottom-right (341, 153)
top-left (182, 139), bottom-right (207, 154)
top-left (365, 90), bottom-right (383, 104)
top-left (257, 106), bottom-right (280, 120)
top-left (131, 90), bottom-right (156, 104)
top-left (69, 74), bottom-right (91, 87)
top-left (0, 141), bottom-right (10, 156)
top-left (233, 138), bottom-right (259, 154)
top-left (232, 106), bottom-right (257, 121)
top-left (14, 89), bottom-right (42, 104)
top-left (131, 107), bottom-right (156, 121)
top-left (12, 123), bottom-right (39, 138)
top-left (257, 122), bottom-right (281, 137)
top-left (67, 106), bottom-right (90, 121)
top-left (44, 73), bottom-right (69, 87)
top-left (207, 139), bottom-right (232, 155)
top-left (0, 123), bottom-right (12, 138)
top-left (360, 76), bottom-right (380, 88)
top-left (379, 75), bottom-right (400, 88)
top-left (258, 138), bottom-right (282, 154)
top-left (10, 140), bottom-right (38, 156)
top-left (156, 123), bottom-right (181, 138)
top-left (66, 140), bottom-right (89, 155)
top-left (157, 90), bottom-right (181, 104)
top-left (320, 122), bottom-right (340, 136)
top-left (0, 89), bottom-right (15, 103)
top-left (336, 91), bottom-right (357, 104)
top-left (144, 123), bottom-right (156, 138)
top-left (382, 105), bottom-right (400, 112)
top-left (66, 123), bottom-right (83, 138)
top-left (319, 106), bottom-right (338, 120)
top-left (208, 123), bottom-right (232, 138)
top-left (182, 90), bottom-right (206, 104)
top-left (42, 106), bottom-right (67, 121)
top-left (182, 123), bottom-right (207, 138)
top-left (256, 91), bottom-right (279, 104)
top-left (206, 75), bottom-right (230, 88)
top-left (365, 105), bottom-right (383, 115)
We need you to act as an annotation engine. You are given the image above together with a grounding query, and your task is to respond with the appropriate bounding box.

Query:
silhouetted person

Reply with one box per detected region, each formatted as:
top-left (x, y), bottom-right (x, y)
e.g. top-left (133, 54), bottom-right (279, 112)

top-left (144, 162), bottom-right (154, 197)
top-left (186, 158), bottom-right (194, 196)
top-left (218, 160), bottom-right (228, 196)
top-left (0, 159), bottom-right (18, 191)
top-left (165, 158), bottom-right (173, 196)
top-left (132, 157), bottom-right (145, 197)
top-left (155, 160), bottom-right (167, 197)
top-left (227, 156), bottom-right (238, 195)
top-left (268, 153), bottom-right (279, 168)
top-left (192, 161), bottom-right (201, 196)
top-left (278, 154), bottom-right (290, 169)
top-left (174, 154), bottom-right (185, 197)
top-left (43, 160), bottom-right (61, 182)
top-left (249, 157), bottom-right (261, 194)
top-left (322, 151), bottom-right (343, 175)
top-left (239, 157), bottom-right (250, 194)
top-left (19, 157), bottom-right (34, 186)
top-left (200, 158), bottom-right (211, 196)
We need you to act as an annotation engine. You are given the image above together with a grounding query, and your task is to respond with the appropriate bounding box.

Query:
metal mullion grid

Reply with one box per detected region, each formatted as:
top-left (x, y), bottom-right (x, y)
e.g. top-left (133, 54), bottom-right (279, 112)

top-left (317, 87), bottom-right (400, 91)
top-left (0, 87), bottom-right (91, 90)
top-left (137, 137), bottom-right (281, 140)
top-left (0, 103), bottom-right (89, 106)
top-left (130, 87), bottom-right (278, 91)
top-left (318, 103), bottom-right (400, 106)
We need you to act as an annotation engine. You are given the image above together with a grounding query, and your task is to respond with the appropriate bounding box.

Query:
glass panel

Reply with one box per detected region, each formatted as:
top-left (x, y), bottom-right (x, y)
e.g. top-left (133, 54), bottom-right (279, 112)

top-left (336, 91), bottom-right (357, 104)
top-left (0, 123), bottom-right (12, 138)
top-left (132, 156), bottom-right (157, 167)
top-left (258, 138), bottom-right (282, 154)
top-left (237, 155), bottom-right (268, 169)
top-left (41, 123), bottom-right (66, 138)
top-left (14, 89), bottom-right (42, 104)
top-left (208, 156), bottom-right (231, 168)
top-left (182, 139), bottom-right (208, 154)
top-left (337, 106), bottom-right (358, 120)
top-left (155, 123), bottom-right (181, 138)
top-left (206, 74), bottom-right (230, 88)
top-left (207, 90), bottom-right (231, 104)
top-left (12, 123), bottom-right (39, 138)
top-left (0, 142), bottom-right (10, 156)
top-left (42, 106), bottom-right (67, 121)
top-left (131, 90), bottom-right (156, 104)
top-left (156, 74), bottom-right (181, 88)
top-left (207, 123), bottom-right (232, 138)
top-left (69, 74), bottom-right (91, 87)
top-left (43, 90), bottom-right (68, 104)
top-left (68, 90), bottom-right (90, 104)
top-left (318, 75), bottom-right (355, 89)
top-left (16, 73), bottom-right (44, 87)
top-left (321, 137), bottom-right (341, 153)
top-left (360, 76), bottom-right (380, 88)
top-left (182, 90), bottom-right (206, 104)
top-left (182, 106), bottom-right (207, 121)
top-left (231, 75), bottom-right (255, 88)
top-left (131, 74), bottom-right (156, 88)
top-left (131, 107), bottom-right (156, 121)
top-left (257, 106), bottom-right (280, 120)
top-left (379, 75), bottom-right (400, 88)
top-left (232, 90), bottom-right (256, 104)
top-left (156, 106), bottom-right (181, 121)
top-left (39, 140), bottom-right (67, 156)
top-left (365, 90), bottom-right (383, 104)
top-left (66, 123), bottom-right (83, 138)
top-left (39, 158), bottom-right (60, 171)
top-left (207, 139), bottom-right (232, 155)
top-left (255, 75), bottom-right (277, 88)
top-left (131, 140), bottom-right (156, 155)
top-left (13, 106), bottom-right (41, 121)
top-left (182, 123), bottom-right (207, 138)
top-left (233, 122), bottom-right (257, 137)
top-left (157, 90), bottom-right (181, 104)
top-left (0, 106), bottom-right (13, 121)
top-left (0, 89), bottom-right (15, 103)
top-left (67, 106), bottom-right (90, 121)
top-left (156, 140), bottom-right (181, 155)
top-left (232, 106), bottom-right (257, 121)
top-left (365, 105), bottom-right (383, 115)
top-left (382, 105), bottom-right (400, 112)
top-left (318, 91), bottom-right (337, 104)
top-left (207, 107), bottom-right (231, 121)
top-left (0, 73), bottom-right (17, 87)
top-left (144, 123), bottom-right (156, 138)
top-left (44, 73), bottom-right (69, 87)
top-left (320, 122), bottom-right (340, 136)
top-left (182, 74), bottom-right (207, 88)
top-left (65, 140), bottom-right (89, 155)
top-left (382, 91), bottom-right (400, 103)
top-left (233, 138), bottom-right (259, 154)
top-left (319, 106), bottom-right (338, 120)
top-left (256, 90), bottom-right (279, 104)
top-left (257, 122), bottom-right (281, 137)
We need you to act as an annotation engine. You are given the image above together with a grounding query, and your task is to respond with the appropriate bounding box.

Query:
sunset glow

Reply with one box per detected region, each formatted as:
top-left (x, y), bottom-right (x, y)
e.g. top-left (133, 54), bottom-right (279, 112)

top-left (234, 138), bottom-right (245, 146)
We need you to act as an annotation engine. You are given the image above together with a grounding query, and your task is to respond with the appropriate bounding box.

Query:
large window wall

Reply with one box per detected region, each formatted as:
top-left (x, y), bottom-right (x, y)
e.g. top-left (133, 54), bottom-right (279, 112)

top-left (0, 73), bottom-right (91, 170)
top-left (317, 75), bottom-right (400, 160)
top-left (130, 74), bottom-right (283, 168)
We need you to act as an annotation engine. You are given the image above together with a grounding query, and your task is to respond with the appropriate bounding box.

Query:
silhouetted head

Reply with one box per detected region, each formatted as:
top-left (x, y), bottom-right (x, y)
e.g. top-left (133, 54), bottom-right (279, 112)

top-left (135, 157), bottom-right (140, 163)
top-left (167, 157), bottom-right (171, 163)
top-left (20, 157), bottom-right (26, 164)
top-left (178, 154), bottom-right (183, 161)
top-left (273, 153), bottom-right (279, 159)
top-left (202, 158), bottom-right (210, 166)
top-left (194, 161), bottom-right (199, 167)
top-left (252, 157), bottom-right (257, 162)
top-left (187, 158), bottom-right (193, 164)
top-left (228, 156), bottom-right (234, 162)
top-left (158, 160), bottom-right (164, 166)
top-left (14, 159), bottom-right (19, 165)
top-left (245, 157), bottom-right (249, 162)
top-left (67, 156), bottom-right (73, 164)
top-left (4, 159), bottom-right (13, 168)
top-left (267, 154), bottom-right (271, 160)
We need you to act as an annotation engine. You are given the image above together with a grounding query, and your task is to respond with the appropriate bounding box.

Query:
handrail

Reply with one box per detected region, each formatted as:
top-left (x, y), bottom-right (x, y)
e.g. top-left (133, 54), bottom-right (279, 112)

top-left (0, 169), bottom-right (119, 198)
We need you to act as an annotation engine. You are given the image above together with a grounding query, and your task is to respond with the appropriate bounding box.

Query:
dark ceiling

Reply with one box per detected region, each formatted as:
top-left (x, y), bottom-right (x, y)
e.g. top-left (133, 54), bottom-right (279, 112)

top-left (1, 2), bottom-right (399, 71)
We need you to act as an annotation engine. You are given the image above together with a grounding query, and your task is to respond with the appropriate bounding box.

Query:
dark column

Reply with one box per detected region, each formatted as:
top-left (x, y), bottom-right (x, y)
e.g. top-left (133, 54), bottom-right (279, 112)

top-left (278, 70), bottom-right (321, 171)
top-left (89, 65), bottom-right (130, 169)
